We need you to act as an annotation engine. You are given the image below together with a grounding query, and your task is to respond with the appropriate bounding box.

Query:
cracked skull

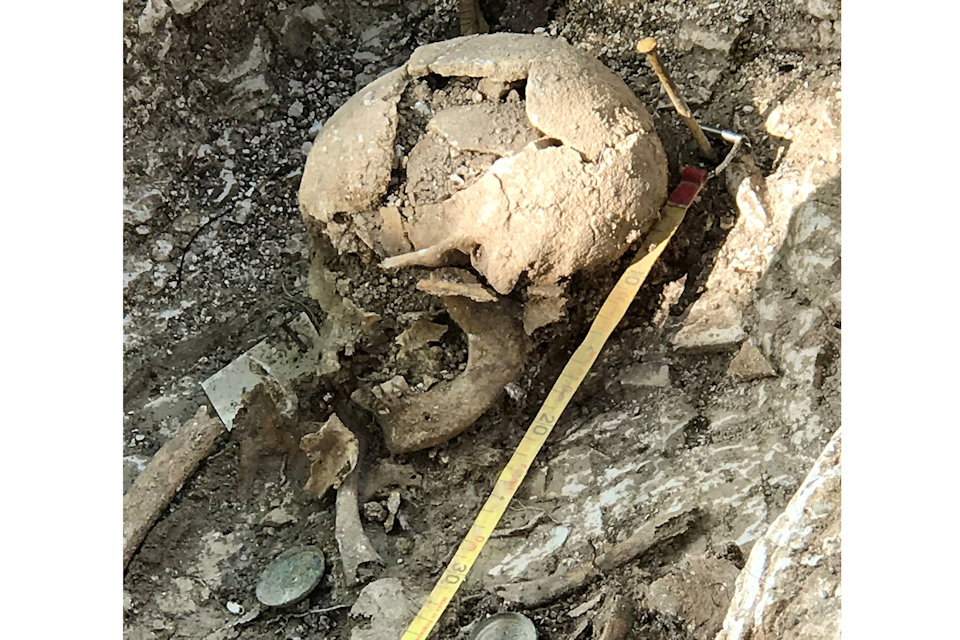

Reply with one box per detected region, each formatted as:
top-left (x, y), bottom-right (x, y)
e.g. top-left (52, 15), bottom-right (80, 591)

top-left (298, 33), bottom-right (668, 451)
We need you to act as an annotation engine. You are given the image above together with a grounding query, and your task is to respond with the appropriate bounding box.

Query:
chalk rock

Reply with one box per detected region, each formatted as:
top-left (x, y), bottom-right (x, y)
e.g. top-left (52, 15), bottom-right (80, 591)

top-left (679, 21), bottom-right (740, 54)
top-left (124, 188), bottom-right (164, 225)
top-left (727, 343), bottom-right (777, 382)
top-left (261, 507), bottom-right (296, 527)
top-left (620, 362), bottom-right (671, 388)
top-left (138, 0), bottom-right (171, 35)
top-left (673, 296), bottom-right (745, 350)
top-left (644, 554), bottom-right (742, 640)
top-left (671, 153), bottom-right (775, 351)
top-left (716, 427), bottom-right (841, 640)
top-left (349, 578), bottom-right (420, 640)
top-left (806, 0), bottom-right (840, 21)
top-left (169, 0), bottom-right (209, 15)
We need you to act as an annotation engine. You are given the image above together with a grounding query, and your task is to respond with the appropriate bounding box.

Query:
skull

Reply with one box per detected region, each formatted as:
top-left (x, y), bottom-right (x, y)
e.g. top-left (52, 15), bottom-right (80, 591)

top-left (298, 33), bottom-right (668, 451)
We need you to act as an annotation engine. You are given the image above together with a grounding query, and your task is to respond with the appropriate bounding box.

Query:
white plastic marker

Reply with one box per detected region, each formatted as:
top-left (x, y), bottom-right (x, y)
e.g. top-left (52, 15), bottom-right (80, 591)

top-left (400, 167), bottom-right (709, 640)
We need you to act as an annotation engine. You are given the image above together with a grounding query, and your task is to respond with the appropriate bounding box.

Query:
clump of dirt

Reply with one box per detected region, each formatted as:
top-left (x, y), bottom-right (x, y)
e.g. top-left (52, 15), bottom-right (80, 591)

top-left (390, 75), bottom-right (509, 209)
top-left (311, 239), bottom-right (470, 392)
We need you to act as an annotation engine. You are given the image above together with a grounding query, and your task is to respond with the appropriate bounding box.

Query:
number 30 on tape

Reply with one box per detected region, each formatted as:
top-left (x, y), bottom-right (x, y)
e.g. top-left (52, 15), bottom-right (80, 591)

top-left (401, 167), bottom-right (708, 640)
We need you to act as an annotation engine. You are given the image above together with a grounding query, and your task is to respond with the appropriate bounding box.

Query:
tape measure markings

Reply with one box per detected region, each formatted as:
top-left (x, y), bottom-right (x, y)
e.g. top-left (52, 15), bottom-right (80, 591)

top-left (400, 167), bottom-right (708, 640)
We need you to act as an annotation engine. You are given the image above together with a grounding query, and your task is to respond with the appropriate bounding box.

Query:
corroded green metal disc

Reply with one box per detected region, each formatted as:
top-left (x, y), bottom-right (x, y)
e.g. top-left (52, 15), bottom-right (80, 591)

top-left (255, 546), bottom-right (325, 607)
top-left (469, 613), bottom-right (538, 640)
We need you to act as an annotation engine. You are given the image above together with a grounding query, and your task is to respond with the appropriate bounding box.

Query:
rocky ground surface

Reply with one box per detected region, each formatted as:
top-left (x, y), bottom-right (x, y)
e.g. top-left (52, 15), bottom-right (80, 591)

top-left (123, 1), bottom-right (840, 639)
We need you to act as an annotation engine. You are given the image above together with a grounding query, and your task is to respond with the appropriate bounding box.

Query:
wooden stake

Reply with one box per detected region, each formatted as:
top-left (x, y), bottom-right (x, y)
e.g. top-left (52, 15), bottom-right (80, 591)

top-left (637, 37), bottom-right (717, 162)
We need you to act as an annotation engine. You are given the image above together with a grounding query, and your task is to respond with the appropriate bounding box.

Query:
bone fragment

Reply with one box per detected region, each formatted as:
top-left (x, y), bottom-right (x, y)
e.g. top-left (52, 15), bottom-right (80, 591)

top-left (123, 407), bottom-right (225, 570)
top-left (396, 319), bottom-right (448, 354)
top-left (301, 414), bottom-right (359, 499)
top-left (427, 102), bottom-right (541, 157)
top-left (360, 461), bottom-right (422, 502)
top-left (568, 592), bottom-right (605, 619)
top-left (523, 294), bottom-right (567, 334)
top-left (406, 33), bottom-right (561, 82)
top-left (383, 138), bottom-right (664, 295)
top-left (299, 67), bottom-right (408, 223)
top-left (375, 297), bottom-right (528, 452)
top-left (335, 469), bottom-right (383, 585)
top-left (384, 490), bottom-right (401, 532)
top-left (378, 206), bottom-right (412, 256)
top-left (415, 268), bottom-right (498, 303)
top-left (593, 594), bottom-right (634, 640)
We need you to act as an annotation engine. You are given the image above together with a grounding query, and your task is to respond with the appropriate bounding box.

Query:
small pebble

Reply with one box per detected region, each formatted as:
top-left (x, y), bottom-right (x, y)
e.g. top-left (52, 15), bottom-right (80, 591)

top-left (226, 601), bottom-right (244, 615)
top-left (152, 238), bottom-right (174, 262)
top-left (742, 105), bottom-right (755, 113)
top-left (504, 382), bottom-right (525, 401)
top-left (413, 101), bottom-right (431, 117)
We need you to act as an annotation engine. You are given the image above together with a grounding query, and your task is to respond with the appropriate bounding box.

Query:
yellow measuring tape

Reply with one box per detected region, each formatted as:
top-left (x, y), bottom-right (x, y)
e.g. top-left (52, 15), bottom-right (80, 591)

top-left (400, 167), bottom-right (708, 640)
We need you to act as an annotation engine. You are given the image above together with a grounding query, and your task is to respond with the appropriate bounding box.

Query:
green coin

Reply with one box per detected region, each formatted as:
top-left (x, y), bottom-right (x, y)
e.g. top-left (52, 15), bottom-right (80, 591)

top-left (469, 613), bottom-right (538, 640)
top-left (255, 546), bottom-right (325, 607)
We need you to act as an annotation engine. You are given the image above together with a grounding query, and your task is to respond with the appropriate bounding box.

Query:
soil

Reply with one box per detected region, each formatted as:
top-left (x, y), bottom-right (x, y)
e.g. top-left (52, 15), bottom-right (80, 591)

top-left (123, 1), bottom-right (841, 639)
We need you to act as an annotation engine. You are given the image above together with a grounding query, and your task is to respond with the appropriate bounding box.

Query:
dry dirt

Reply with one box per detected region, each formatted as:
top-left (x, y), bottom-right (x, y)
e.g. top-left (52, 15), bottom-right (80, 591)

top-left (123, 1), bottom-right (840, 639)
